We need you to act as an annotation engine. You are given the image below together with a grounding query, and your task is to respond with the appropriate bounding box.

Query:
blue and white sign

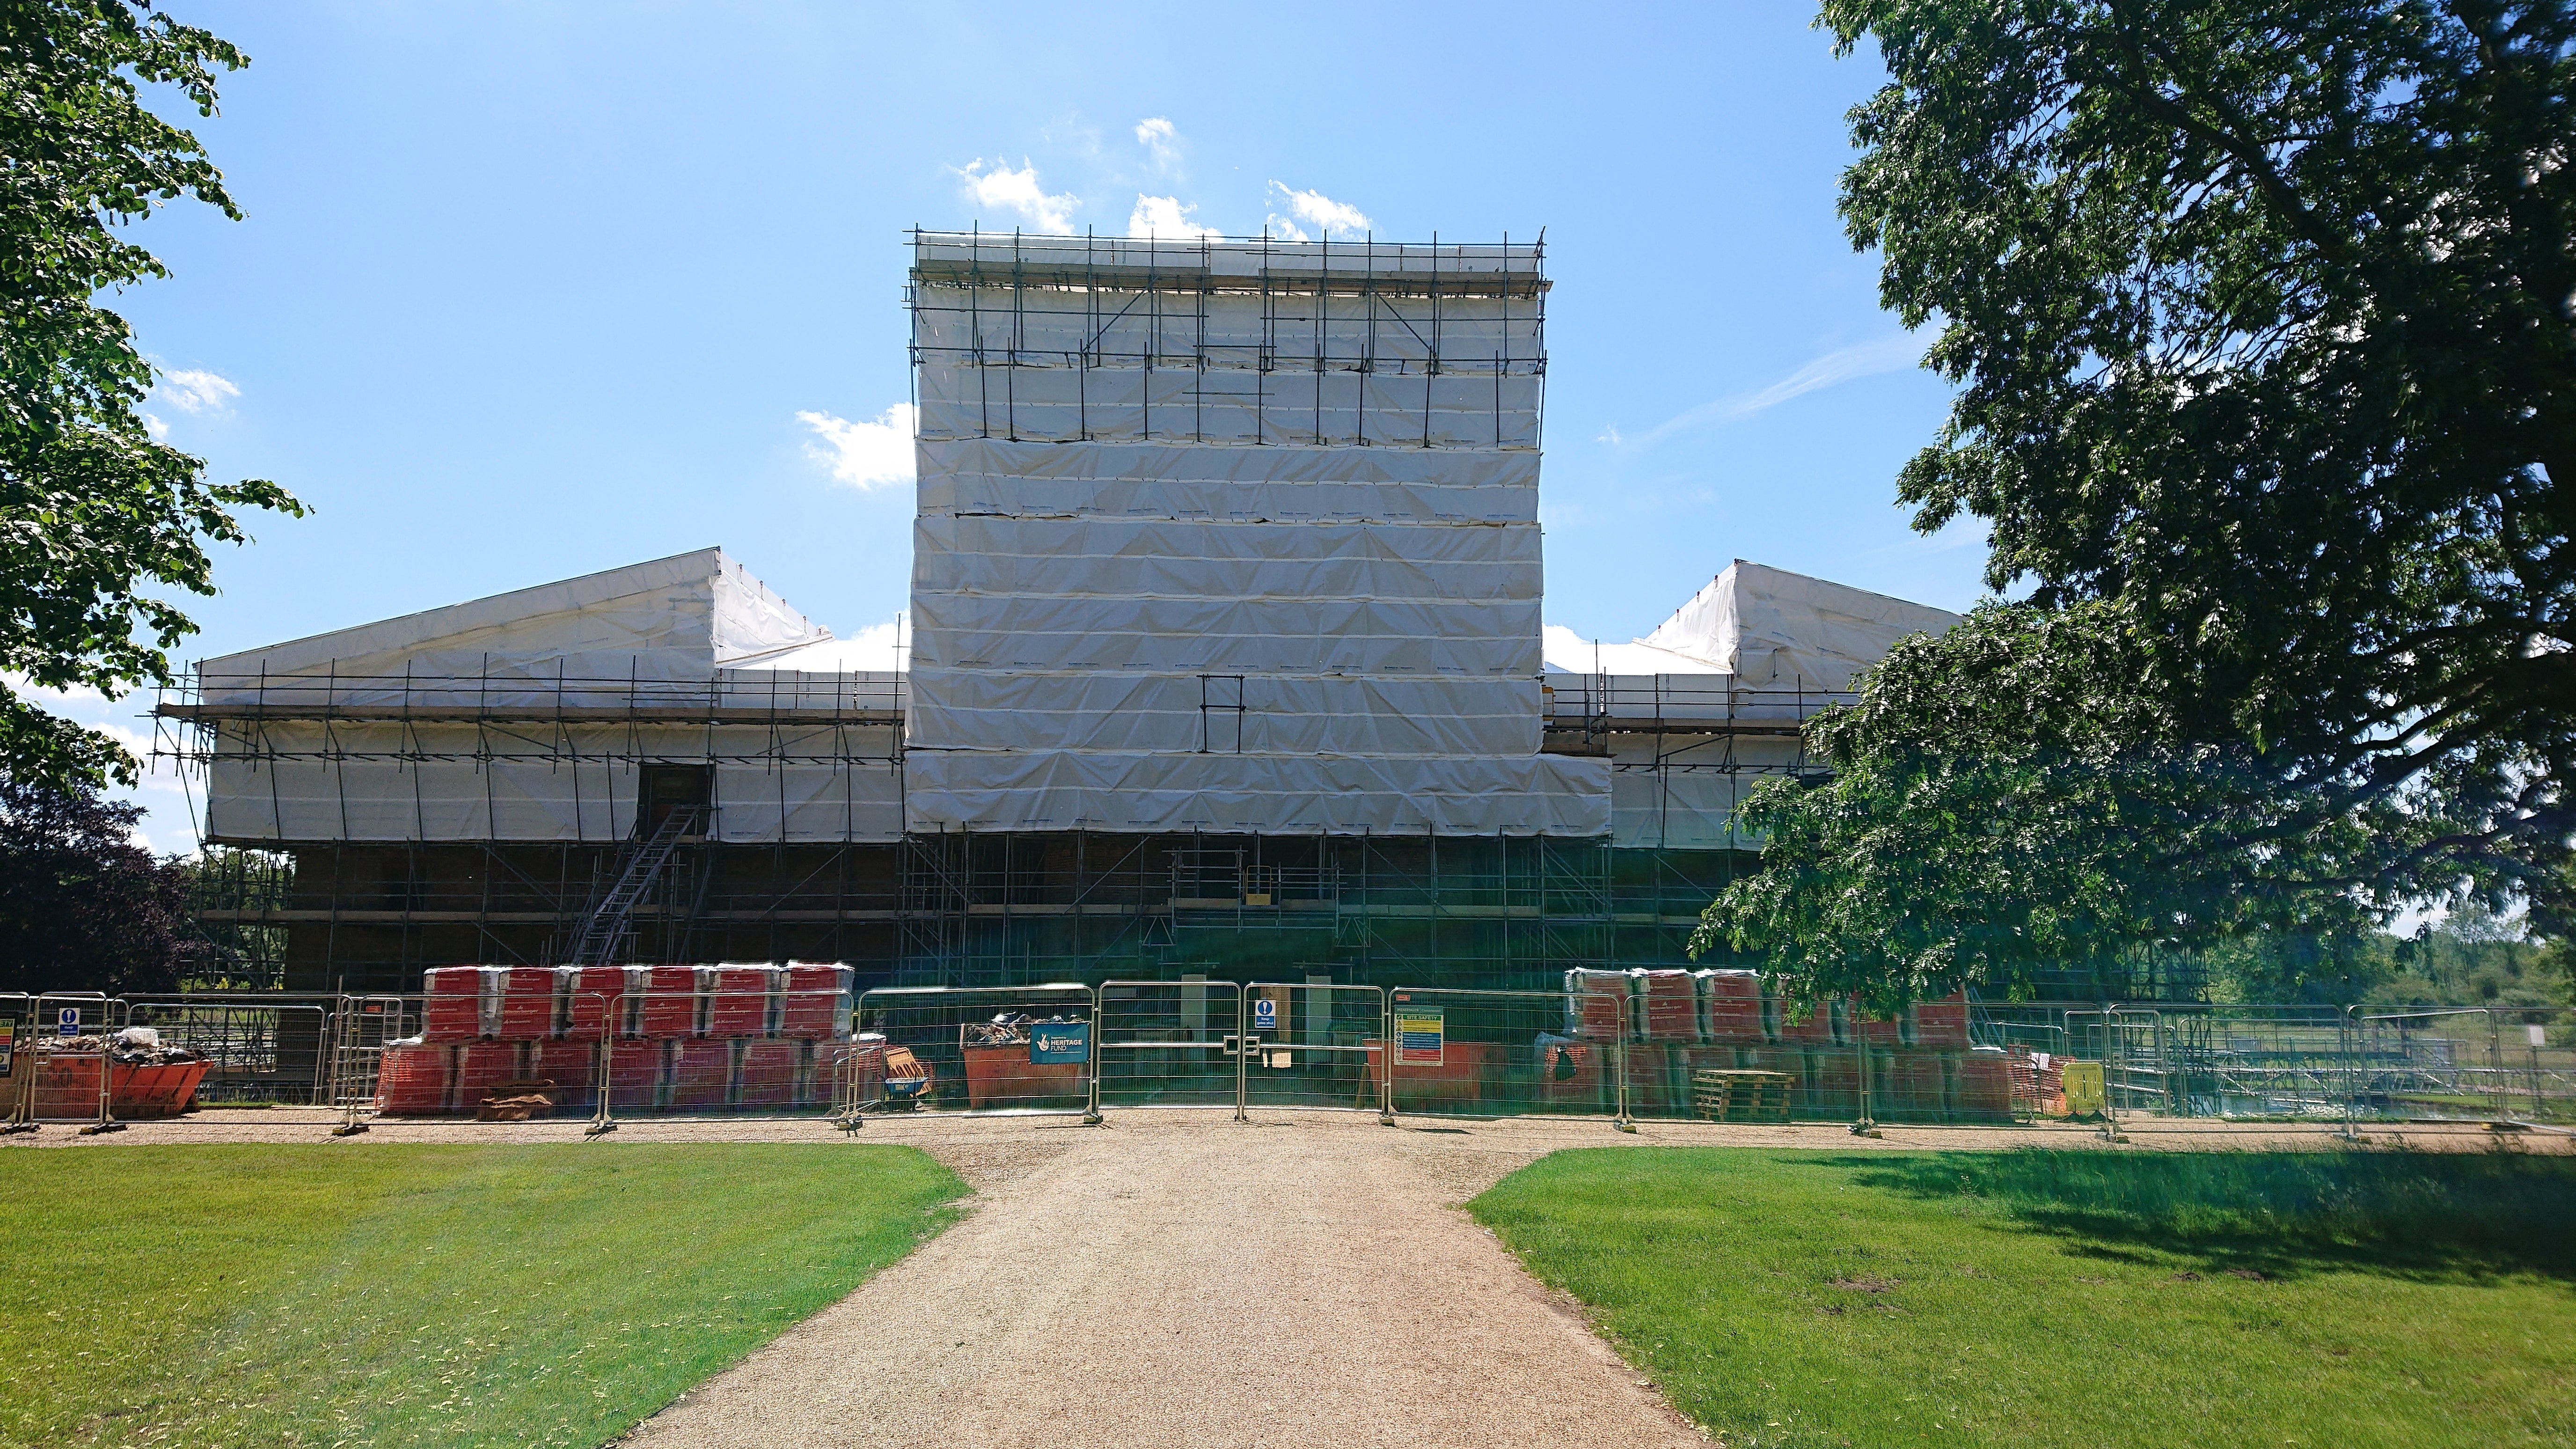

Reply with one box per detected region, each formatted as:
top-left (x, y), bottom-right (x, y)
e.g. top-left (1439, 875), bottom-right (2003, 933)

top-left (57, 1007), bottom-right (79, 1038)
top-left (1251, 997), bottom-right (1277, 1033)
top-left (1029, 1021), bottom-right (1090, 1064)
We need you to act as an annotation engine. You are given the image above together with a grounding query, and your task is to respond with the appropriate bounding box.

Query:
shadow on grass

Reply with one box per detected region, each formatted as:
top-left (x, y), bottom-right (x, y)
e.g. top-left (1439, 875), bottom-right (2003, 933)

top-left (1825, 1148), bottom-right (2576, 1283)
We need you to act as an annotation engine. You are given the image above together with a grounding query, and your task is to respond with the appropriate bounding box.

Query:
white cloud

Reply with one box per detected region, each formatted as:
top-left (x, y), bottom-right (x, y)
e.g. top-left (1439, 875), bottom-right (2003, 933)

top-left (156, 367), bottom-right (239, 414)
top-left (954, 159), bottom-right (1077, 235)
top-left (778, 615), bottom-right (909, 673)
top-left (142, 412), bottom-right (169, 440)
top-left (1265, 182), bottom-right (1371, 241)
top-left (797, 404), bottom-right (918, 490)
top-left (1623, 335), bottom-right (1924, 450)
top-left (1134, 117), bottom-right (1178, 167)
top-left (1542, 624), bottom-right (1597, 672)
top-left (1127, 194), bottom-right (1221, 241)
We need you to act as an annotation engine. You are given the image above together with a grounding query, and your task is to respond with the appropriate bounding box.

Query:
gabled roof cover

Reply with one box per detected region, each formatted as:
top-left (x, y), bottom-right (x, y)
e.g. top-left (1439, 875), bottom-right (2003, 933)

top-left (198, 548), bottom-right (832, 705)
top-left (1546, 560), bottom-right (1961, 690)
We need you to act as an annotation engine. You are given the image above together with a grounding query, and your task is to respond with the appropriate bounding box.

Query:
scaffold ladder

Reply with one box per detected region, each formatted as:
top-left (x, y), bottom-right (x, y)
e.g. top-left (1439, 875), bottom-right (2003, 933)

top-left (565, 806), bottom-right (700, 966)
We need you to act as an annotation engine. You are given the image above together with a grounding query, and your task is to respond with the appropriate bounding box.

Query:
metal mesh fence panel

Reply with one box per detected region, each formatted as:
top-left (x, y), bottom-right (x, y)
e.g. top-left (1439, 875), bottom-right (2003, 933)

top-left (1239, 982), bottom-right (1388, 1117)
top-left (852, 984), bottom-right (1095, 1117)
top-left (1095, 979), bottom-right (1244, 1112)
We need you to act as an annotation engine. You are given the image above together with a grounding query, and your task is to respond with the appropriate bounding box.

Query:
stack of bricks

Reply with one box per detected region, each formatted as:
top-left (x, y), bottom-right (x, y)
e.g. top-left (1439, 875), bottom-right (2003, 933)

top-left (378, 962), bottom-right (855, 1116)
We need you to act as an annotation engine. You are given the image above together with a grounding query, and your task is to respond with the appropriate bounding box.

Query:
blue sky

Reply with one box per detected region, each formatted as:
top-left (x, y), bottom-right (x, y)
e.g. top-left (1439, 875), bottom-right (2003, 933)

top-left (66, 1), bottom-right (1982, 850)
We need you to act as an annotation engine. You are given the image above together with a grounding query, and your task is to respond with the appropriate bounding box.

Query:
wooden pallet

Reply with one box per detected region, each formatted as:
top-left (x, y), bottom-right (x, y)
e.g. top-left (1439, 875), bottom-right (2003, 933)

top-left (1690, 1068), bottom-right (1792, 1124)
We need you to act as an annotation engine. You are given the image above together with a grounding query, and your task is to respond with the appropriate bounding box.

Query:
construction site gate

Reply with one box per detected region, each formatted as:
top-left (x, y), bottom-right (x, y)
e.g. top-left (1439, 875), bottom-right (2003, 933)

top-left (1237, 981), bottom-right (1390, 1121)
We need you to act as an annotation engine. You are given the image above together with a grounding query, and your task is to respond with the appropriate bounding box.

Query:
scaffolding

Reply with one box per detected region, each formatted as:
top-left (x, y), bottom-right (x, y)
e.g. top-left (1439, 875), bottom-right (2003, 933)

top-left (152, 657), bottom-right (1866, 994)
top-left (152, 664), bottom-right (909, 993)
top-left (907, 227), bottom-right (1547, 451)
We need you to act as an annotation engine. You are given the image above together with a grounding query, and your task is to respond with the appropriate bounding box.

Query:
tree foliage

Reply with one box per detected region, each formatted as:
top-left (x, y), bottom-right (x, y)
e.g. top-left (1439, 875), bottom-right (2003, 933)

top-left (1700, 0), bottom-right (2576, 1003)
top-left (0, 1), bottom-right (301, 792)
top-left (0, 774), bottom-right (184, 995)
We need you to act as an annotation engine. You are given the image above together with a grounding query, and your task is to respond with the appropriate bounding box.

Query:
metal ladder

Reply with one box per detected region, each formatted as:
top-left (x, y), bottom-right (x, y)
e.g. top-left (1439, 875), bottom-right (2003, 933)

top-left (565, 806), bottom-right (701, 966)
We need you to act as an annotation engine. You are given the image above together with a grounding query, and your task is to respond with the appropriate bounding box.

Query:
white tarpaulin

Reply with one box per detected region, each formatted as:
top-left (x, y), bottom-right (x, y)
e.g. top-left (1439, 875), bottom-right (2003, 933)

top-left (197, 549), bottom-right (834, 710)
top-left (194, 550), bottom-right (910, 844)
top-left (905, 749), bottom-right (1608, 836)
top-left (906, 232), bottom-right (1607, 836)
top-left (204, 720), bottom-right (903, 843)
top-left (919, 438), bottom-right (1537, 523)
top-left (1606, 734), bottom-right (1808, 850)
top-left (1638, 560), bottom-right (1961, 690)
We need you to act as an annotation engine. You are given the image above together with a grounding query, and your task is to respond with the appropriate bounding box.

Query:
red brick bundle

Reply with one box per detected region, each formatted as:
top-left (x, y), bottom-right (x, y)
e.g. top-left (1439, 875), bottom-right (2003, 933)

top-left (666, 1038), bottom-right (732, 1110)
top-left (704, 965), bottom-right (779, 1038)
top-left (1695, 969), bottom-right (1764, 1044)
top-left (1912, 991), bottom-right (1971, 1047)
top-left (528, 1039), bottom-right (599, 1112)
top-left (1771, 989), bottom-right (1841, 1044)
top-left (377, 1041), bottom-right (451, 1115)
top-left (1956, 1047), bottom-right (2013, 1120)
top-left (1631, 970), bottom-right (1698, 1042)
top-left (1562, 968), bottom-right (1632, 1042)
top-left (629, 965), bottom-right (701, 1039)
top-left (779, 963), bottom-right (853, 1039)
top-left (421, 966), bottom-right (489, 1042)
top-left (1617, 1042), bottom-right (1683, 1114)
top-left (562, 965), bottom-right (628, 1039)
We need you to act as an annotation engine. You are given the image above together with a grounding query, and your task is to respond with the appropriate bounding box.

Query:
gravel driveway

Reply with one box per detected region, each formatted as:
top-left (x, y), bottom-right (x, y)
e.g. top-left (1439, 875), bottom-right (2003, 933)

top-left (620, 1109), bottom-right (1708, 1447)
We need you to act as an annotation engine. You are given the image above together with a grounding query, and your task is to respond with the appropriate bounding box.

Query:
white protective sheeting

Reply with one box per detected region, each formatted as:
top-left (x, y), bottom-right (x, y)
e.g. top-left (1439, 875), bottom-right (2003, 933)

top-left (916, 366), bottom-right (1544, 450)
top-left (198, 549), bottom-right (834, 709)
top-left (1606, 735), bottom-right (1807, 850)
top-left (194, 549), bottom-right (909, 844)
top-left (910, 672), bottom-right (1541, 756)
top-left (203, 720), bottom-right (902, 843)
top-left (907, 233), bottom-right (1607, 836)
top-left (919, 438), bottom-right (1537, 523)
top-left (1639, 560), bottom-right (1961, 690)
top-left (906, 749), bottom-right (1608, 836)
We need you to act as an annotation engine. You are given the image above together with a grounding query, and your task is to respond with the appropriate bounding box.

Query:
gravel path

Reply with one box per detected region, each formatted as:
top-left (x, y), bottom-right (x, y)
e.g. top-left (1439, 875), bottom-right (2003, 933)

top-left (621, 1111), bottom-right (1706, 1448)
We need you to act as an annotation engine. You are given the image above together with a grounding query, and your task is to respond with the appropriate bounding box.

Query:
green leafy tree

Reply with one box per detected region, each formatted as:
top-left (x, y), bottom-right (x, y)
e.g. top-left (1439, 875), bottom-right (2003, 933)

top-left (1, 1), bottom-right (302, 792)
top-left (0, 774), bottom-right (185, 994)
top-left (1701, 0), bottom-right (2575, 1004)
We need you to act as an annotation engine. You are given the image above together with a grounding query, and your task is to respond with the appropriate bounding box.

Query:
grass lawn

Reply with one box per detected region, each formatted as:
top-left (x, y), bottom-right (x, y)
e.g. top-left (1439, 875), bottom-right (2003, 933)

top-left (1472, 1146), bottom-right (2576, 1449)
top-left (0, 1143), bottom-right (965, 1449)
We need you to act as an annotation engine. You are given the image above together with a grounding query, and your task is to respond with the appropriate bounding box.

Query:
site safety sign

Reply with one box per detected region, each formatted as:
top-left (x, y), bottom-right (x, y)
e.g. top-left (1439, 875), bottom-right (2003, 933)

top-left (1396, 1008), bottom-right (1445, 1066)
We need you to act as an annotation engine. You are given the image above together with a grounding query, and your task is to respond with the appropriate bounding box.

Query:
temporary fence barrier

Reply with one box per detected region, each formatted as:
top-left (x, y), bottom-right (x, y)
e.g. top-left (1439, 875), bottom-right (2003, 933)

top-left (1377, 988), bottom-right (1635, 1124)
top-left (124, 995), bottom-right (333, 1107)
top-left (7, 995), bottom-right (124, 1133)
top-left (1094, 978), bottom-right (1248, 1117)
top-left (2353, 1006), bottom-right (2575, 1124)
top-left (1237, 981), bottom-right (1390, 1120)
top-left (842, 984), bottom-right (1095, 1121)
top-left (9, 985), bottom-right (2562, 1136)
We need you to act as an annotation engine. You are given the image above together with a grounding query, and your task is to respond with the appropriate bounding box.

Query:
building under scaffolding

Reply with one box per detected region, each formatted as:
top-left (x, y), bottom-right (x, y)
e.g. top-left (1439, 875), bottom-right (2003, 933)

top-left (160, 232), bottom-right (1973, 997)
